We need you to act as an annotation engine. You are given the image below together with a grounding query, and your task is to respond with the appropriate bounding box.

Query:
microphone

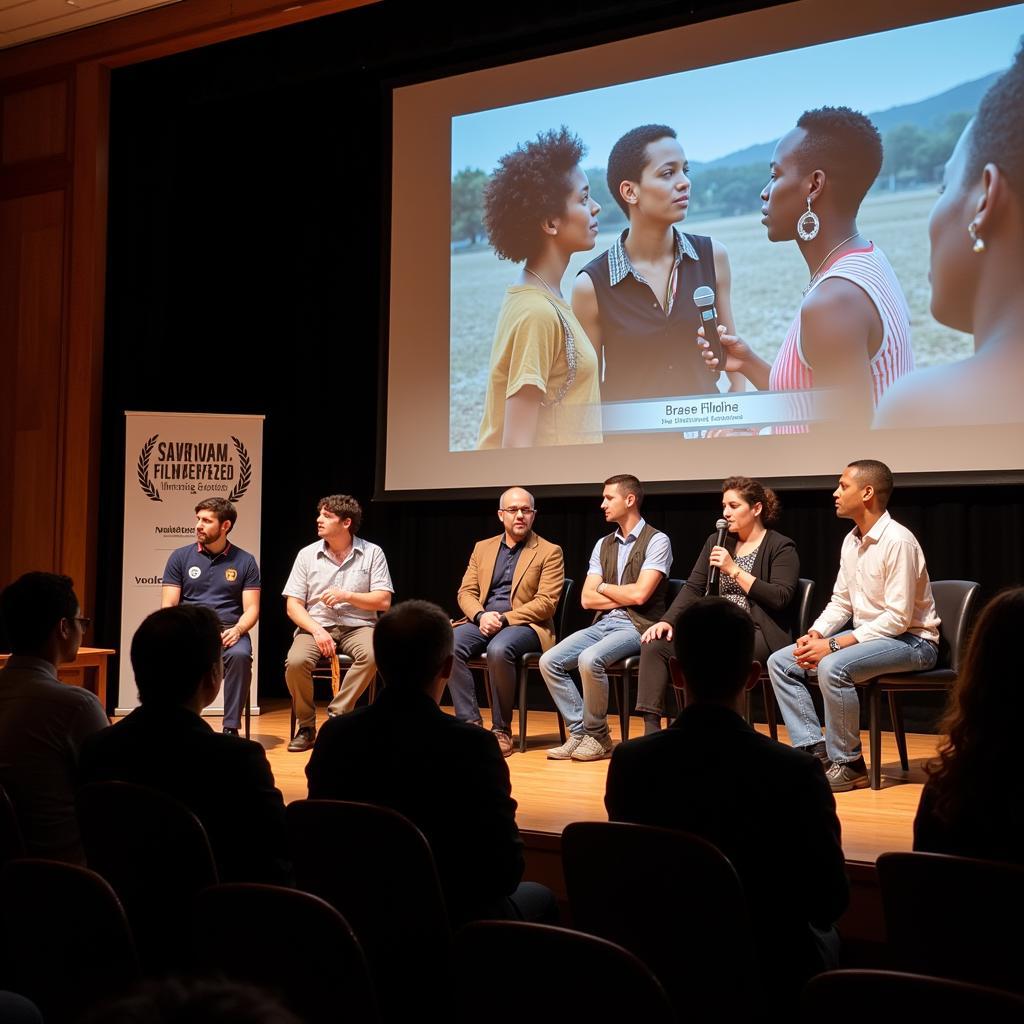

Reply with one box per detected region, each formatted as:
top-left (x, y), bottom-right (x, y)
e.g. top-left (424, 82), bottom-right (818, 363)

top-left (693, 285), bottom-right (724, 375)
top-left (706, 517), bottom-right (729, 594)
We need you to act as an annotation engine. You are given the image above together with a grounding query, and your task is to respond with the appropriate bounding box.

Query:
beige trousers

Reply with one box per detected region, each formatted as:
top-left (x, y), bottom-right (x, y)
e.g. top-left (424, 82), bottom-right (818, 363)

top-left (285, 624), bottom-right (377, 728)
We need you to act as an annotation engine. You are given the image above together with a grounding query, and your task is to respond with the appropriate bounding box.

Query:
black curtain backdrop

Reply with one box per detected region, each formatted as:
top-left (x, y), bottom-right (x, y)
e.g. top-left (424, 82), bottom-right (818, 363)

top-left (97, 0), bottom-right (1023, 729)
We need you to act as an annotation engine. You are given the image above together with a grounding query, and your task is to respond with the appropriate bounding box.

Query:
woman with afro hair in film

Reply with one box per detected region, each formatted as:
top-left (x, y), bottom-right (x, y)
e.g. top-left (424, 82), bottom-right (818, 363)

top-left (477, 127), bottom-right (603, 449)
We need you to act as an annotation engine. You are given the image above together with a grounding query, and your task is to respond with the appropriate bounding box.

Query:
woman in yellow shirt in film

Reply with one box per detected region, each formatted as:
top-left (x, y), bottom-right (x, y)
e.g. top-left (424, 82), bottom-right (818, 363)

top-left (477, 127), bottom-right (603, 449)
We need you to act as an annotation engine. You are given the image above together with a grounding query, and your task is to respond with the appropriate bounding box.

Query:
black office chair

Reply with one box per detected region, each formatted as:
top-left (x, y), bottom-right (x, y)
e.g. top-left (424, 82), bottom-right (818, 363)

top-left (453, 921), bottom-right (674, 1022)
top-left (286, 799), bottom-right (450, 1023)
top-left (562, 821), bottom-right (756, 1020)
top-left (467, 578), bottom-right (575, 752)
top-left (802, 970), bottom-right (1024, 1021)
top-left (877, 851), bottom-right (1024, 993)
top-left (752, 577), bottom-right (815, 739)
top-left (856, 580), bottom-right (979, 789)
top-left (77, 781), bottom-right (218, 973)
top-left (192, 883), bottom-right (379, 1024)
top-left (605, 578), bottom-right (685, 741)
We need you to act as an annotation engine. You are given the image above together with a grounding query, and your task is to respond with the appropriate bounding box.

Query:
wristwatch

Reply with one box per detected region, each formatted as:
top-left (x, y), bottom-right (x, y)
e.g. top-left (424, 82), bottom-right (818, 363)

top-left (828, 637), bottom-right (841, 653)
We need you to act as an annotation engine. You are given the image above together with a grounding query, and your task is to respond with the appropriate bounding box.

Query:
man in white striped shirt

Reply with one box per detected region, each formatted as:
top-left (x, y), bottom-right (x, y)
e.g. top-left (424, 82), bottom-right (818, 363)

top-left (769, 460), bottom-right (939, 791)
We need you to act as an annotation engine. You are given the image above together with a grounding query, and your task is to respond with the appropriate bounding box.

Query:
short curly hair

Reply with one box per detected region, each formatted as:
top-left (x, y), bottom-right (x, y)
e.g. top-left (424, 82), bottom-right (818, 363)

top-left (318, 494), bottom-right (362, 535)
top-left (967, 40), bottom-right (1024, 200)
top-left (794, 107), bottom-right (882, 214)
top-left (484, 126), bottom-right (586, 263)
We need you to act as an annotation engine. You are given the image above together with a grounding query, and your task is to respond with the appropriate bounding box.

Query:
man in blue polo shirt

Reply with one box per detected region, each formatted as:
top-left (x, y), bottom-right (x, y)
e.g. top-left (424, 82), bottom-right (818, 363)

top-left (162, 498), bottom-right (261, 735)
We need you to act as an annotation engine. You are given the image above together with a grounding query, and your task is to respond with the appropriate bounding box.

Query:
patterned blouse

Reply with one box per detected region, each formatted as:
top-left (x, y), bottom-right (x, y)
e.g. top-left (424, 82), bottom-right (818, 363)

top-left (719, 547), bottom-right (760, 612)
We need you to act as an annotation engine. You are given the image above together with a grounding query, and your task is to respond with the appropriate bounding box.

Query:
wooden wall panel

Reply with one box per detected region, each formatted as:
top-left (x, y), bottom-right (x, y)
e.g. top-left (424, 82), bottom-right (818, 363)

top-left (0, 189), bottom-right (67, 584)
top-left (1, 80), bottom-right (67, 164)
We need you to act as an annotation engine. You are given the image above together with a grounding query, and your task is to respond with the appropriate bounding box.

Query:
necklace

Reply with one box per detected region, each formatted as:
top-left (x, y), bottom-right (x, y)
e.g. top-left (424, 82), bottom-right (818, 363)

top-left (803, 233), bottom-right (859, 296)
top-left (525, 266), bottom-right (561, 298)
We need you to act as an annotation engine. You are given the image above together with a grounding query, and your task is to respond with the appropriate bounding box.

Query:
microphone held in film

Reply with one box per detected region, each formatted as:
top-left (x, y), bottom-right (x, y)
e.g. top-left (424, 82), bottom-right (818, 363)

top-left (693, 285), bottom-right (724, 374)
top-left (707, 517), bottom-right (729, 593)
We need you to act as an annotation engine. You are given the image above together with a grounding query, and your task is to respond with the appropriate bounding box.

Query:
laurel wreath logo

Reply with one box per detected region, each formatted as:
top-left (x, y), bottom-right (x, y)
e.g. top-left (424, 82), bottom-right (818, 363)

top-left (137, 434), bottom-right (162, 502)
top-left (227, 436), bottom-right (251, 503)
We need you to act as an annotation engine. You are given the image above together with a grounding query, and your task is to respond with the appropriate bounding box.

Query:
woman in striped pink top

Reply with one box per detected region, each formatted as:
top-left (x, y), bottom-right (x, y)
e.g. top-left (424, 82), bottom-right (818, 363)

top-left (701, 107), bottom-right (914, 429)
top-left (874, 43), bottom-right (1024, 429)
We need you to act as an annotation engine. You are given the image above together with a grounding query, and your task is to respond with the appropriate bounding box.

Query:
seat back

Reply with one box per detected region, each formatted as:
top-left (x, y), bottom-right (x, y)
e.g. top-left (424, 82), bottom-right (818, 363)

top-left (929, 580), bottom-right (981, 671)
top-left (193, 883), bottom-right (379, 1024)
top-left (665, 577), bottom-right (685, 607)
top-left (877, 851), bottom-right (1024, 992)
top-left (0, 783), bottom-right (25, 865)
top-left (286, 799), bottom-right (450, 1022)
top-left (77, 781), bottom-right (218, 972)
top-left (802, 969), bottom-right (1024, 1021)
top-left (454, 921), bottom-right (674, 1023)
top-left (554, 577), bottom-right (575, 640)
top-left (0, 859), bottom-right (140, 1023)
top-left (562, 821), bottom-right (755, 1019)
top-left (795, 577), bottom-right (815, 636)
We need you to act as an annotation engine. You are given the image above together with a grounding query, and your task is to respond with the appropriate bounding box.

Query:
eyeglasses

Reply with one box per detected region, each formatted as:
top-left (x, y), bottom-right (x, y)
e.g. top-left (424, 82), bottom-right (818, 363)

top-left (499, 507), bottom-right (536, 516)
top-left (72, 616), bottom-right (92, 630)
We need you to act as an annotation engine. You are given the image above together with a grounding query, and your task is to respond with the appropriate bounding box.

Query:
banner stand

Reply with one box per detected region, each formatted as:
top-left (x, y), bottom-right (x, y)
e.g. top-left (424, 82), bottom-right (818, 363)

top-left (118, 412), bottom-right (265, 717)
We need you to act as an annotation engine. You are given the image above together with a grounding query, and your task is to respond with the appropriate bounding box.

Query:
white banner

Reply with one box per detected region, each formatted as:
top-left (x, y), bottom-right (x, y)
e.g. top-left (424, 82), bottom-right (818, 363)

top-left (118, 412), bottom-right (265, 716)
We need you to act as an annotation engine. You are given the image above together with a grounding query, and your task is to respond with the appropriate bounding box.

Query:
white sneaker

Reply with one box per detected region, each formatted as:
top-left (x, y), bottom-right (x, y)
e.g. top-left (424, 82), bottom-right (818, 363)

top-left (547, 734), bottom-right (585, 759)
top-left (570, 734), bottom-right (614, 761)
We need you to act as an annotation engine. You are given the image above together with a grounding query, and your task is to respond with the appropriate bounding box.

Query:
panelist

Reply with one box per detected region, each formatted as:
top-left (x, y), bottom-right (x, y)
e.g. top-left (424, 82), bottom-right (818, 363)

top-left (448, 486), bottom-right (564, 757)
top-left (636, 476), bottom-right (799, 735)
top-left (282, 494), bottom-right (393, 752)
top-left (573, 123), bottom-right (737, 402)
top-left (162, 498), bottom-right (260, 736)
top-left (769, 460), bottom-right (939, 791)
top-left (540, 474), bottom-right (671, 761)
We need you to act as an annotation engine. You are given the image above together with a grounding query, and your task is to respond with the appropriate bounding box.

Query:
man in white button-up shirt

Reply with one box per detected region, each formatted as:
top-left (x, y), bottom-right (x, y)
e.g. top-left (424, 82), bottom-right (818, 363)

top-left (282, 495), bottom-right (394, 752)
top-left (769, 461), bottom-right (939, 791)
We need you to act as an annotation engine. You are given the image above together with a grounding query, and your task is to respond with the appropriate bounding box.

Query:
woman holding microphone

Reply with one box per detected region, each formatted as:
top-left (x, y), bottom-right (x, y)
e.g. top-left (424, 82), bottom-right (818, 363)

top-left (635, 477), bottom-right (800, 734)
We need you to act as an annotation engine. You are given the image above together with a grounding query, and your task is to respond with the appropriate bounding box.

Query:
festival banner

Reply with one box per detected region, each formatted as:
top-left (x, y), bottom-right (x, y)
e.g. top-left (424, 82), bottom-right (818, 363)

top-left (118, 412), bottom-right (264, 715)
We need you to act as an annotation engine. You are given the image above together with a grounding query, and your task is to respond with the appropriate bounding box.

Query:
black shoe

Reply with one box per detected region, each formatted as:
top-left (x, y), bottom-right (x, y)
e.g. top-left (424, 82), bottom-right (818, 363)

top-left (801, 741), bottom-right (830, 768)
top-left (826, 757), bottom-right (868, 792)
top-left (222, 727), bottom-right (239, 737)
top-left (288, 726), bottom-right (316, 752)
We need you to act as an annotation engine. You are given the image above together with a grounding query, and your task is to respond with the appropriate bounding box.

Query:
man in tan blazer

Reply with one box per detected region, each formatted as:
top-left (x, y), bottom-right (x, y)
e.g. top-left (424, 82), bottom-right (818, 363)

top-left (449, 486), bottom-right (565, 756)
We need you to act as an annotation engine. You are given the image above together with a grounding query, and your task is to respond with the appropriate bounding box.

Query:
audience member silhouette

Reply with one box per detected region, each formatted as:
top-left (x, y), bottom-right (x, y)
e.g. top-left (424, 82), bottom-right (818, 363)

top-left (914, 587), bottom-right (1024, 862)
top-left (79, 605), bottom-right (290, 883)
top-left (0, 572), bottom-right (108, 862)
top-left (306, 599), bottom-right (556, 925)
top-left (606, 597), bottom-right (848, 998)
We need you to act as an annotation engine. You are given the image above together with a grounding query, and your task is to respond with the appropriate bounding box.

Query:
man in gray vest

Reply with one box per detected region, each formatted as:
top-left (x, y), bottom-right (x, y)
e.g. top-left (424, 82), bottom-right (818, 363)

top-left (540, 475), bottom-right (672, 761)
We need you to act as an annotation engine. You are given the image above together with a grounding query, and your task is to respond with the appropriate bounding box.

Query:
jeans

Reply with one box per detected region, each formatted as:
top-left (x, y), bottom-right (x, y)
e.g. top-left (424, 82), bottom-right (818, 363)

top-left (768, 630), bottom-right (938, 764)
top-left (448, 623), bottom-right (542, 733)
top-left (539, 616), bottom-right (641, 740)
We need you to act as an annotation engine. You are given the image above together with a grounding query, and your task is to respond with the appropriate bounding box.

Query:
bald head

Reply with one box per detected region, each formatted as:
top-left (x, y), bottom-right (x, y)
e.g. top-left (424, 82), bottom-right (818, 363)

top-left (497, 486), bottom-right (536, 545)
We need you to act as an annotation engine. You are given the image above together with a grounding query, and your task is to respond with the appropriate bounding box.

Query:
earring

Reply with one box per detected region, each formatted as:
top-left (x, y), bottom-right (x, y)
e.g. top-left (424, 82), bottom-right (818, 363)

top-left (797, 197), bottom-right (819, 241)
top-left (968, 222), bottom-right (985, 253)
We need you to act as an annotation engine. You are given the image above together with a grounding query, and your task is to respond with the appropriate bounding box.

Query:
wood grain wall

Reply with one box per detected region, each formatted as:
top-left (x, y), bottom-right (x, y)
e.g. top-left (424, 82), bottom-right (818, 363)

top-left (0, 0), bottom-right (374, 616)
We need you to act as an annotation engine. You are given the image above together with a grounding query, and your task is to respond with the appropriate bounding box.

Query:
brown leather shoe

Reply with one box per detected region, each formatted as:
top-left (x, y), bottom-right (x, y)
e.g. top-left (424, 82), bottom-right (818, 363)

top-left (493, 730), bottom-right (513, 758)
top-left (288, 726), bottom-right (316, 752)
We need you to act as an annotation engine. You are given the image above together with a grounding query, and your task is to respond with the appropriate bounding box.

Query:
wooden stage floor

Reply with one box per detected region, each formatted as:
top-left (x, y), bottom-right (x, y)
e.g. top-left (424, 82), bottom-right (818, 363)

top-left (248, 700), bottom-right (937, 867)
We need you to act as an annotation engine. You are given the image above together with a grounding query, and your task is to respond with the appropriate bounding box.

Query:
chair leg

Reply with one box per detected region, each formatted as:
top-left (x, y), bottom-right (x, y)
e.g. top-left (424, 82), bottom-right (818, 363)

top-left (888, 691), bottom-right (909, 771)
top-left (244, 685), bottom-right (251, 740)
top-left (480, 669), bottom-right (493, 728)
top-left (610, 675), bottom-right (626, 741)
top-left (517, 662), bottom-right (529, 754)
top-left (289, 705), bottom-right (296, 741)
top-left (762, 677), bottom-right (778, 742)
top-left (868, 683), bottom-right (882, 790)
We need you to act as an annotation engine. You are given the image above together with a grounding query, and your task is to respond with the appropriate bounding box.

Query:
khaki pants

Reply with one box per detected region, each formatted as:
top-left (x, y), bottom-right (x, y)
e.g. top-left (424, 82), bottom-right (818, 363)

top-left (285, 624), bottom-right (377, 728)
